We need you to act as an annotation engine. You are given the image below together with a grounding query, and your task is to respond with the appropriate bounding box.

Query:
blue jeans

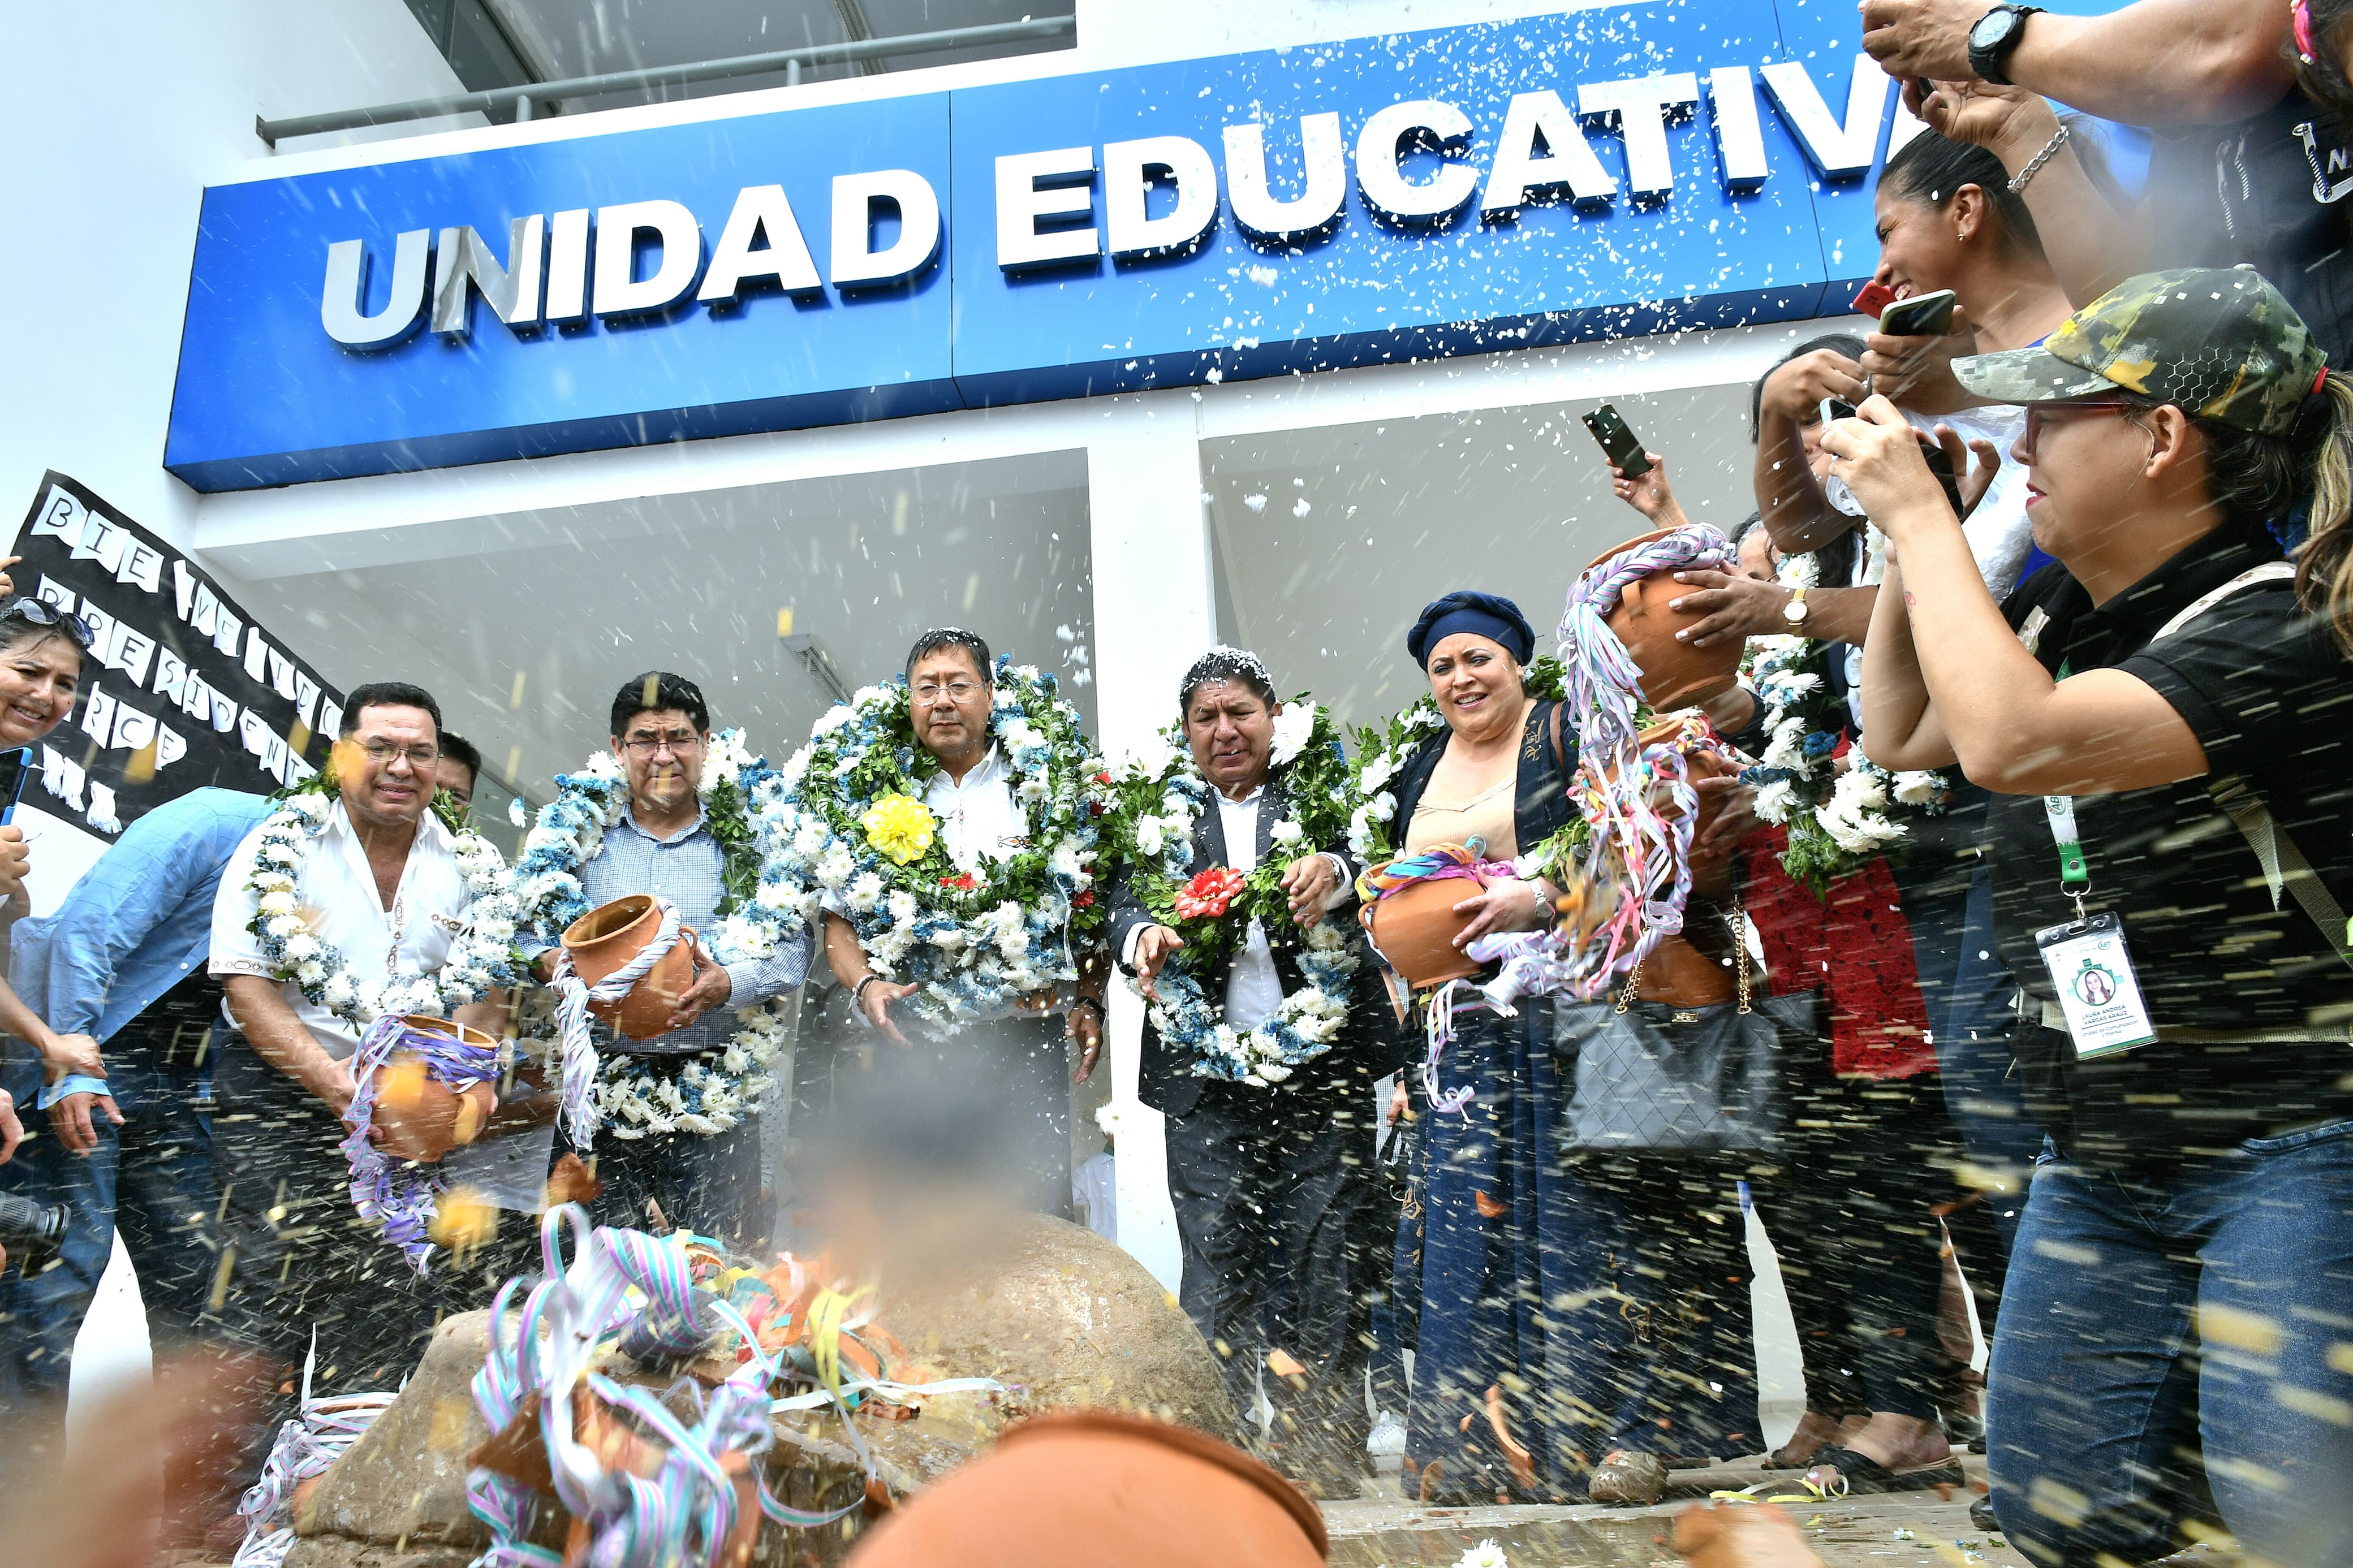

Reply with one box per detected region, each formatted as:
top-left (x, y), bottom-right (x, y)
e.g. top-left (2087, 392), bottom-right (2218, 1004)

top-left (0, 1034), bottom-right (221, 1400)
top-left (1988, 1125), bottom-right (2353, 1568)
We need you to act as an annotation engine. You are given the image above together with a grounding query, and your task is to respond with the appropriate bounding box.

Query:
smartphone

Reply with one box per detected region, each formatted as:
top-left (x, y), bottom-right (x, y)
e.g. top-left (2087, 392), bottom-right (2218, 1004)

top-left (1817, 397), bottom-right (1858, 426)
top-left (0, 748), bottom-right (28, 827)
top-left (1850, 280), bottom-right (1897, 319)
top-left (1583, 403), bottom-right (1652, 477)
top-left (1923, 439), bottom-right (1965, 514)
top-left (1879, 287), bottom-right (1958, 338)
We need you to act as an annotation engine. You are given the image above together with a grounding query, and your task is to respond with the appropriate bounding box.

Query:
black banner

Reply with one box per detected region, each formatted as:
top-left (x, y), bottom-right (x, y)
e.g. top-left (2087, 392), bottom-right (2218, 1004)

top-left (8, 472), bottom-right (342, 839)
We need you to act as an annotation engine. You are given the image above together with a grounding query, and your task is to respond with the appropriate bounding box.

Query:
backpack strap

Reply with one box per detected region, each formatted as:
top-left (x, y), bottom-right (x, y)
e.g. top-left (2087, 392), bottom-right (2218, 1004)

top-left (2148, 559), bottom-right (2352, 969)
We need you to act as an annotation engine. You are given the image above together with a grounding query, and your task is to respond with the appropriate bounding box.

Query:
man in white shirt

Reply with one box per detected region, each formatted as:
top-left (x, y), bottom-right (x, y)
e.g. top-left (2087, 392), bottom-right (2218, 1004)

top-left (821, 629), bottom-right (1103, 1219)
top-left (206, 682), bottom-right (507, 1479)
top-left (1108, 647), bottom-right (1396, 1498)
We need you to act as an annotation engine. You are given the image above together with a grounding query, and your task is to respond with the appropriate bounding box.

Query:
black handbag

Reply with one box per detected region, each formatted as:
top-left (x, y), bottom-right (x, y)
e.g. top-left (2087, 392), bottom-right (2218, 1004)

top-left (1553, 900), bottom-right (1815, 1153)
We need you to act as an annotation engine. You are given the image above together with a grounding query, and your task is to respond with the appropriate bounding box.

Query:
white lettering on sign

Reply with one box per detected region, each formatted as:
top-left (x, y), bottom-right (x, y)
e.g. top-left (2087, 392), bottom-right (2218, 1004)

top-left (313, 54), bottom-right (1899, 342)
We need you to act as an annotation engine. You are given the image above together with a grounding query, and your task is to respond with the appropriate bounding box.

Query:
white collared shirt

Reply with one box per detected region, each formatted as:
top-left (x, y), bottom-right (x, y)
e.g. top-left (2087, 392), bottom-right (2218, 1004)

top-left (209, 799), bottom-right (477, 1060)
top-left (1213, 787), bottom-right (1287, 1032)
top-left (924, 743), bottom-right (1028, 872)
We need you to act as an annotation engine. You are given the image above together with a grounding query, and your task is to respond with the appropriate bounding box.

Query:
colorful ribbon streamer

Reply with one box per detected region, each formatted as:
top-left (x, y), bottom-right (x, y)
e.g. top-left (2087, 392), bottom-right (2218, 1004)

top-left (231, 1336), bottom-right (397, 1568)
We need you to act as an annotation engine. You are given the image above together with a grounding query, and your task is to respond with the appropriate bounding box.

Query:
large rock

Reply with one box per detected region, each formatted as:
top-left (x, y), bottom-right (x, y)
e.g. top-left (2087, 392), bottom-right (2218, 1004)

top-left (287, 1214), bottom-right (1227, 1568)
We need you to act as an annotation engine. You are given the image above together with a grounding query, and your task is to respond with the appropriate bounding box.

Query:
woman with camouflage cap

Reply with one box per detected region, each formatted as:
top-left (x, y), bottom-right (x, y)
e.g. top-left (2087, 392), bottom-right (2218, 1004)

top-left (1838, 267), bottom-right (2353, 1568)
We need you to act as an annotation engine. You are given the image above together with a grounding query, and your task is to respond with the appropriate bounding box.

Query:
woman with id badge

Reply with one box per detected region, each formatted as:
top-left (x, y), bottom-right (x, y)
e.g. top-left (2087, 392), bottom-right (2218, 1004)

top-left (1842, 268), bottom-right (2353, 1568)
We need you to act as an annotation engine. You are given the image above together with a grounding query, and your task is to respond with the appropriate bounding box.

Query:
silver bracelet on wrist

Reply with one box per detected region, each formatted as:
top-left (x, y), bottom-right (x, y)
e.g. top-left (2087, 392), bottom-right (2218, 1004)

top-left (2007, 124), bottom-right (2071, 195)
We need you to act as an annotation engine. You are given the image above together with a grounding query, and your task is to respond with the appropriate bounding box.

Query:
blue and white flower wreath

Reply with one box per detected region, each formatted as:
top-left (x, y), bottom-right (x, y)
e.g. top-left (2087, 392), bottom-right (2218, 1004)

top-left (767, 658), bottom-right (1108, 1035)
top-left (505, 730), bottom-right (810, 1140)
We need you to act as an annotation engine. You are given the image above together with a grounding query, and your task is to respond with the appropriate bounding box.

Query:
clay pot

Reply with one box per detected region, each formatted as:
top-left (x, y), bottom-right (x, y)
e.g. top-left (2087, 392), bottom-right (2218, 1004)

top-left (370, 1017), bottom-right (498, 1165)
top-left (1359, 874), bottom-right (1483, 991)
top-left (560, 895), bottom-right (697, 1041)
top-left (845, 1409), bottom-right (1326, 1567)
top-left (1584, 528), bottom-right (1744, 710)
top-left (1635, 934), bottom-right (1738, 1008)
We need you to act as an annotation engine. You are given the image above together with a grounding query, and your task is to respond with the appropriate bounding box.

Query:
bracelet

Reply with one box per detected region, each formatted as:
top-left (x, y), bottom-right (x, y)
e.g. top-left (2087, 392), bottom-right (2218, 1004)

top-left (2007, 124), bottom-right (2071, 195)
top-left (1070, 997), bottom-right (1103, 1018)
top-left (851, 974), bottom-right (880, 1008)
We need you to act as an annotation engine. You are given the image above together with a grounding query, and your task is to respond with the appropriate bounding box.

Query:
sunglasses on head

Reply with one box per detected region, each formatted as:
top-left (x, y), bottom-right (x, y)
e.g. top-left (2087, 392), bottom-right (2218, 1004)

top-left (0, 598), bottom-right (95, 650)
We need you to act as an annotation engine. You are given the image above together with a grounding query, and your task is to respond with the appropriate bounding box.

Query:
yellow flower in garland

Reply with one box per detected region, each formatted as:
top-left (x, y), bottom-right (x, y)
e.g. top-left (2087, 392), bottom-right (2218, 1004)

top-left (861, 792), bottom-right (938, 865)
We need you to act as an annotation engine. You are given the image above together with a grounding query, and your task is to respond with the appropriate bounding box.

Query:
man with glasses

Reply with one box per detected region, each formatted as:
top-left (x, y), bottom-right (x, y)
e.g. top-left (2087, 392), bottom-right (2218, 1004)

top-left (518, 672), bottom-right (812, 1245)
top-left (817, 629), bottom-right (1103, 1219)
top-left (204, 681), bottom-right (508, 1500)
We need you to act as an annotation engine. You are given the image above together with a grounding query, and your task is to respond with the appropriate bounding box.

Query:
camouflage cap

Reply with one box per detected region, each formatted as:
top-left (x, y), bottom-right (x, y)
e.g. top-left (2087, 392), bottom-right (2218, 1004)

top-left (1950, 267), bottom-right (2328, 437)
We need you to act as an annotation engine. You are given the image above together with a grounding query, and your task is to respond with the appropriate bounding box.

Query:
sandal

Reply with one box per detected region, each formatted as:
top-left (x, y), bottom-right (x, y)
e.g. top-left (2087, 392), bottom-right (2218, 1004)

top-left (1802, 1445), bottom-right (1966, 1496)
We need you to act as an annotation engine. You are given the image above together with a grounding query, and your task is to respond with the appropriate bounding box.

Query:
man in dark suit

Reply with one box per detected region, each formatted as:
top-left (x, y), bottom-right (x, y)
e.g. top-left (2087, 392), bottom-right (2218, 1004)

top-left (1109, 647), bottom-right (1397, 1498)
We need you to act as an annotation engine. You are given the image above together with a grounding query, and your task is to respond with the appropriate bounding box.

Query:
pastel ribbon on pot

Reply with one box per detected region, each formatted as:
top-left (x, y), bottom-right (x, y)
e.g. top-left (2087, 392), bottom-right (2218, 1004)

top-left (550, 896), bottom-right (684, 1147)
top-left (1477, 527), bottom-right (1737, 1005)
top-left (339, 1012), bottom-right (501, 1273)
top-left (1356, 840), bottom-right (1523, 1120)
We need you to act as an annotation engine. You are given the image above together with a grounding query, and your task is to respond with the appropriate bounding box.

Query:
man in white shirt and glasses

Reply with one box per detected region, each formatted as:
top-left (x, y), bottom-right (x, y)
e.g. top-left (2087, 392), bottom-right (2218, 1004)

top-left (206, 683), bottom-right (508, 1504)
top-left (820, 629), bottom-right (1104, 1219)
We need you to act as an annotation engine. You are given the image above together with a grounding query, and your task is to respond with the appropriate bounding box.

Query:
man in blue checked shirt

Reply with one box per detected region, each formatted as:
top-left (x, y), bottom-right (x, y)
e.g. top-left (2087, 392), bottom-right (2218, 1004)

top-left (520, 673), bottom-right (811, 1245)
top-left (0, 786), bottom-right (272, 1416)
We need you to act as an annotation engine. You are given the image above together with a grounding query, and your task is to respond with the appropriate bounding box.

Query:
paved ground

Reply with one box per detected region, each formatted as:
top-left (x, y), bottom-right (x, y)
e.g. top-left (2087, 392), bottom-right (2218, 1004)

top-left (1318, 1453), bottom-right (2236, 1568)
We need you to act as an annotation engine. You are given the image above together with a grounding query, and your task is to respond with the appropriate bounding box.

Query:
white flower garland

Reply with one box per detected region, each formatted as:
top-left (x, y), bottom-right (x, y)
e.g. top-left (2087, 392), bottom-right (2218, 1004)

top-left (507, 729), bottom-right (805, 1139)
top-left (242, 790), bottom-right (523, 1026)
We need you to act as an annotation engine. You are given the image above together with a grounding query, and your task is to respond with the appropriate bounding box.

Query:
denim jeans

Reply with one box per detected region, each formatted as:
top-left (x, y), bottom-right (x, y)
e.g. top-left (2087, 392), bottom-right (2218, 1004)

top-left (1988, 1124), bottom-right (2353, 1568)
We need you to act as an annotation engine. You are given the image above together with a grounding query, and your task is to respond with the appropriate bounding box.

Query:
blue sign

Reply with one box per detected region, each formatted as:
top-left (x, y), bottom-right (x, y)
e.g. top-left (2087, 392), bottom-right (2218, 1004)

top-left (166, 3), bottom-right (1911, 491)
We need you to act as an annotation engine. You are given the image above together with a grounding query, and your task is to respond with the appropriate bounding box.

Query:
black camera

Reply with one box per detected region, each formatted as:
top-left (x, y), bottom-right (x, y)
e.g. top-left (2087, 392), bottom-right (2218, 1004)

top-left (0, 1192), bottom-right (69, 1262)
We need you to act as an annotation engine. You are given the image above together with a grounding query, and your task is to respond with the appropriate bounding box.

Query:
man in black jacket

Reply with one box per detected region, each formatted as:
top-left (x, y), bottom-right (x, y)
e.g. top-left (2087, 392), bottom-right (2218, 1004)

top-left (1108, 647), bottom-right (1397, 1497)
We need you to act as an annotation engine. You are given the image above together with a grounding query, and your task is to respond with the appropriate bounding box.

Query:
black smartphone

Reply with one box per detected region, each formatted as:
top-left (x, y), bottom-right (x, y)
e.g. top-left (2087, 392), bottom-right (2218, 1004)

top-left (1583, 403), bottom-right (1652, 477)
top-left (1817, 396), bottom-right (1858, 426)
top-left (1923, 438), bottom-right (1966, 514)
top-left (1879, 287), bottom-right (1958, 338)
top-left (0, 748), bottom-right (29, 827)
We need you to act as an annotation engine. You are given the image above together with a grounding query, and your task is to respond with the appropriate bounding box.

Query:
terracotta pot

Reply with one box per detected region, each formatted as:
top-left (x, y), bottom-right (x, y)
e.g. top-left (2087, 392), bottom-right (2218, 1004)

top-left (1635, 933), bottom-right (1738, 1008)
top-left (1359, 874), bottom-right (1482, 991)
top-left (370, 1017), bottom-right (498, 1165)
top-left (844, 1409), bottom-right (1326, 1567)
top-left (1584, 528), bottom-right (1744, 710)
top-left (560, 895), bottom-right (697, 1041)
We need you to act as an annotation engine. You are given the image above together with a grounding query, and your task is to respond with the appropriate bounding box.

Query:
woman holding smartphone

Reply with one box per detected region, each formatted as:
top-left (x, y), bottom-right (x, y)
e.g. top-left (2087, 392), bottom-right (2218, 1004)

top-left (1843, 267), bottom-right (2353, 1568)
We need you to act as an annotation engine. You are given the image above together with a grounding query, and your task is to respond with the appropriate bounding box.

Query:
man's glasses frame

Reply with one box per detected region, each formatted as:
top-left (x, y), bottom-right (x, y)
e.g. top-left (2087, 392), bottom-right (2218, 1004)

top-left (353, 738), bottom-right (440, 770)
top-left (621, 730), bottom-right (704, 757)
top-left (911, 679), bottom-right (985, 707)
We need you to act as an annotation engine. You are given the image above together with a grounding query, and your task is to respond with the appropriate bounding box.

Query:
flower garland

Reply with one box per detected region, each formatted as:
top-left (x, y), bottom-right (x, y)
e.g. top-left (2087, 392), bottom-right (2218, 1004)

top-left (768, 657), bottom-right (1107, 1034)
top-left (505, 730), bottom-right (808, 1141)
top-left (1345, 655), bottom-right (1567, 863)
top-left (1101, 692), bottom-right (1359, 1086)
top-left (242, 777), bottom-right (524, 1027)
top-left (1741, 550), bottom-right (1949, 896)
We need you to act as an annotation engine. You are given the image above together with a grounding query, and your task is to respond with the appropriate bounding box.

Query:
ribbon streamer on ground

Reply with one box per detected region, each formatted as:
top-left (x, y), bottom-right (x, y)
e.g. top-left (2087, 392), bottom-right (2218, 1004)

top-left (231, 1334), bottom-right (396, 1568)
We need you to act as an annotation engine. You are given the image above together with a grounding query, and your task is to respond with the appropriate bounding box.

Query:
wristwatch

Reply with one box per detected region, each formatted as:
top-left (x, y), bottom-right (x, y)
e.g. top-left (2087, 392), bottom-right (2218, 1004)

top-left (1966, 4), bottom-right (2044, 87)
top-left (1783, 585), bottom-right (1811, 626)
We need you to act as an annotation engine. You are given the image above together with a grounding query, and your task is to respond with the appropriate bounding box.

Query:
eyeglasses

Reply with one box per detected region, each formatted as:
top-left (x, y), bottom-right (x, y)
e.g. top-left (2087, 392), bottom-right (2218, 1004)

top-left (1, 598), bottom-right (95, 650)
top-left (2295, 0), bottom-right (2319, 65)
top-left (2020, 398), bottom-right (2145, 453)
top-left (356, 738), bottom-right (439, 769)
top-left (912, 679), bottom-right (984, 706)
top-left (622, 731), bottom-right (703, 757)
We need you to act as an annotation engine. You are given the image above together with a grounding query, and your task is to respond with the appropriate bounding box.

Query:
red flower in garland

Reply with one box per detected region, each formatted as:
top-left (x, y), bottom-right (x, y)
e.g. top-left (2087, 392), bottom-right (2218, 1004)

top-left (1173, 866), bottom-right (1246, 921)
top-left (941, 872), bottom-right (979, 891)
top-left (1072, 890), bottom-right (1096, 909)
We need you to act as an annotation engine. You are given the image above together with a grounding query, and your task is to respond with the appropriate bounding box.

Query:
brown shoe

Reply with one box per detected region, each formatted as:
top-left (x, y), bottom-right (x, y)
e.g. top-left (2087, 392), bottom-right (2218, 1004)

top-left (1587, 1450), bottom-right (1668, 1506)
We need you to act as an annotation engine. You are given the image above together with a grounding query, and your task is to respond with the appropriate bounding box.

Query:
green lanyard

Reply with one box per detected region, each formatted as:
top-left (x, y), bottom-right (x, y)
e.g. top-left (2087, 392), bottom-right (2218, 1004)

top-left (2042, 658), bottom-right (2092, 912)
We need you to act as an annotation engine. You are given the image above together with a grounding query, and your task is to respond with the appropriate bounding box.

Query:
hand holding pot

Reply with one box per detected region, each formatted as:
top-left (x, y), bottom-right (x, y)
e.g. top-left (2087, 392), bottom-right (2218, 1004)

top-left (1451, 876), bottom-right (1550, 947)
top-left (665, 936), bottom-right (732, 1033)
top-left (1667, 569), bottom-right (1795, 650)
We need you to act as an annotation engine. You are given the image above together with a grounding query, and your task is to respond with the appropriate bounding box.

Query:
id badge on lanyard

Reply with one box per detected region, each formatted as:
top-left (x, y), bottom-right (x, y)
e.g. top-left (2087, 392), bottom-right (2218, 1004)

top-left (2035, 793), bottom-right (2158, 1059)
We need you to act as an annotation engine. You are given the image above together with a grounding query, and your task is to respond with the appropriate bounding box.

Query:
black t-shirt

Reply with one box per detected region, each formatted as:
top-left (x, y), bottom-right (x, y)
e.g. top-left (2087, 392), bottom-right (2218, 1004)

top-left (2147, 88), bottom-right (2353, 365)
top-left (1989, 519), bottom-right (2353, 1168)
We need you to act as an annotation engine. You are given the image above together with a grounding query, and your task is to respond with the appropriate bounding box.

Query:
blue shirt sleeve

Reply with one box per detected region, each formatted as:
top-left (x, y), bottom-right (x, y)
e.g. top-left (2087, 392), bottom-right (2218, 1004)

top-left (34, 791), bottom-right (268, 1038)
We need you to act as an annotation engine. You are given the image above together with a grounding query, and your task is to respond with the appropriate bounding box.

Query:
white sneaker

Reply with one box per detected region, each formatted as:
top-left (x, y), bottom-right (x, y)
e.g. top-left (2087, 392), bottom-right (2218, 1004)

top-left (1368, 1410), bottom-right (1407, 1455)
